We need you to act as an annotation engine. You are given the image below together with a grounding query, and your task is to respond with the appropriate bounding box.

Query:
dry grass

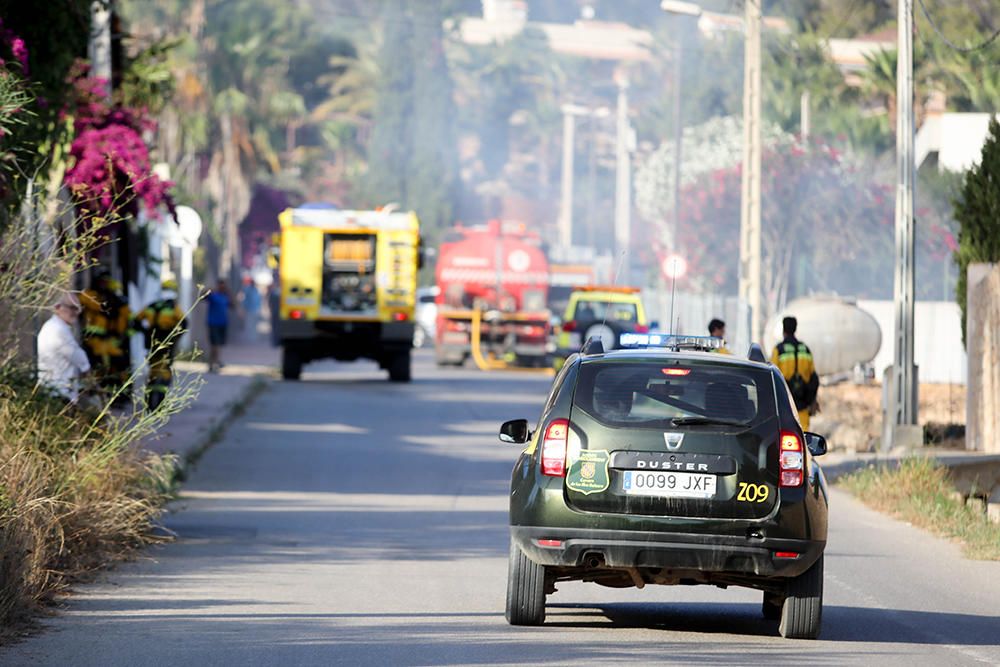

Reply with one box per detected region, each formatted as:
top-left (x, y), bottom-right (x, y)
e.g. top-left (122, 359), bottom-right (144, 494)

top-left (0, 349), bottom-right (201, 641)
top-left (839, 457), bottom-right (1000, 560)
top-left (0, 377), bottom-right (179, 639)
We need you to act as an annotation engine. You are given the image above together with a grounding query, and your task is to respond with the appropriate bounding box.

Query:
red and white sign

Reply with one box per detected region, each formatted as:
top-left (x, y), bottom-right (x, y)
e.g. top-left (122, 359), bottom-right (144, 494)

top-left (507, 249), bottom-right (531, 273)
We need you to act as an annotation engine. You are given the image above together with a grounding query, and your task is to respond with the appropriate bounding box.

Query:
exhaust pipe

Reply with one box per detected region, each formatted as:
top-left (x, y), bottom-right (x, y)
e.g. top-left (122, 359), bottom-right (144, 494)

top-left (583, 552), bottom-right (605, 569)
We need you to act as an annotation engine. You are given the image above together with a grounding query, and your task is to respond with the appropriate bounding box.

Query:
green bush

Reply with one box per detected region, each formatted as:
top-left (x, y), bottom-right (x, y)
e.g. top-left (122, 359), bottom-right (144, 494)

top-left (953, 116), bottom-right (1000, 345)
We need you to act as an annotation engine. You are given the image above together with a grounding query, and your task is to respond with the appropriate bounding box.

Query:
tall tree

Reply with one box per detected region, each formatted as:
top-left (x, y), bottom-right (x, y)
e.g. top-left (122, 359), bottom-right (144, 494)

top-left (407, 0), bottom-right (458, 240)
top-left (953, 117), bottom-right (1000, 345)
top-left (366, 0), bottom-right (414, 207)
top-left (366, 1), bottom-right (458, 238)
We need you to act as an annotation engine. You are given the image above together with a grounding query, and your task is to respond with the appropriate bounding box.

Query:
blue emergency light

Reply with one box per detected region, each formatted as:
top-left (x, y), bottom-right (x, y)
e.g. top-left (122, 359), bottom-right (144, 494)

top-left (618, 333), bottom-right (725, 351)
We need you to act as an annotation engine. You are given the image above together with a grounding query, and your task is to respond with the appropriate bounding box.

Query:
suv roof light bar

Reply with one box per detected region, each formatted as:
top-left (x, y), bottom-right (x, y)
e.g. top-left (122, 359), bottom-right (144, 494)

top-left (618, 333), bottom-right (724, 352)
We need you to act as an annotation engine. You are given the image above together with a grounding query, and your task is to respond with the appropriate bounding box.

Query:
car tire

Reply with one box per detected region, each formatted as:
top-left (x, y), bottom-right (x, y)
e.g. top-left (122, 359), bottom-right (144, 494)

top-left (779, 555), bottom-right (823, 639)
top-left (762, 591), bottom-right (784, 620)
top-left (388, 350), bottom-right (411, 382)
top-left (281, 346), bottom-right (303, 380)
top-left (505, 541), bottom-right (546, 626)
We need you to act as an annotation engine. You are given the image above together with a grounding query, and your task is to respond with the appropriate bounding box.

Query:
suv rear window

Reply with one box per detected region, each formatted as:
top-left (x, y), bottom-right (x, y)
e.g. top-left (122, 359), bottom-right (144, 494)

top-left (574, 361), bottom-right (776, 428)
top-left (573, 299), bottom-right (638, 323)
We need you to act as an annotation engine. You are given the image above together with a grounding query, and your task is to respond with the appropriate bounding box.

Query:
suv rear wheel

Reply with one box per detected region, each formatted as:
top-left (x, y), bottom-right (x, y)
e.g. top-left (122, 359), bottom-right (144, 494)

top-left (762, 591), bottom-right (784, 620)
top-left (282, 346), bottom-right (303, 380)
top-left (778, 555), bottom-right (823, 639)
top-left (387, 350), bottom-right (411, 382)
top-left (505, 542), bottom-right (546, 626)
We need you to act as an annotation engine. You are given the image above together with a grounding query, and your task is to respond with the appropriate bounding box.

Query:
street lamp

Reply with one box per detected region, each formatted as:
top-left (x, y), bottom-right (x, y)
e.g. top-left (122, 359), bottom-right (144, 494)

top-left (660, 1), bottom-right (702, 252)
top-left (558, 104), bottom-right (610, 249)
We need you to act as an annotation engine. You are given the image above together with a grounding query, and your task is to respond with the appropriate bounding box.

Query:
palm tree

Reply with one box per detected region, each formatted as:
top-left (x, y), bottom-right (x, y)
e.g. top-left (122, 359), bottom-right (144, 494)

top-left (860, 44), bottom-right (934, 131)
top-left (933, 49), bottom-right (1000, 112)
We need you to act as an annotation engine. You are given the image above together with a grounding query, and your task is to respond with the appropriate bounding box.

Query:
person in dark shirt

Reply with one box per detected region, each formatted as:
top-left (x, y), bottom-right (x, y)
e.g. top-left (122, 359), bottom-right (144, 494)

top-left (206, 280), bottom-right (231, 372)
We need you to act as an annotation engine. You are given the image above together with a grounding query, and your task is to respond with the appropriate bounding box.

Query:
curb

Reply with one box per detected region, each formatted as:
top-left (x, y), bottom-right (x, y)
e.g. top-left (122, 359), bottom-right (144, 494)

top-left (822, 452), bottom-right (1000, 483)
top-left (821, 458), bottom-right (883, 482)
top-left (171, 374), bottom-right (270, 480)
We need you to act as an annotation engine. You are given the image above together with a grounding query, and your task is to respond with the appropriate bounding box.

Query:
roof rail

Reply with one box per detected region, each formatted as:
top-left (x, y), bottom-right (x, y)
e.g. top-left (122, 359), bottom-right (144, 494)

top-left (747, 343), bottom-right (768, 363)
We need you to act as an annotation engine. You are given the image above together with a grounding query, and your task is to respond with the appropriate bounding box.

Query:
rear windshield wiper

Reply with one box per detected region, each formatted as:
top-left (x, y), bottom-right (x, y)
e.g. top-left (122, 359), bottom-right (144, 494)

top-left (670, 416), bottom-right (747, 426)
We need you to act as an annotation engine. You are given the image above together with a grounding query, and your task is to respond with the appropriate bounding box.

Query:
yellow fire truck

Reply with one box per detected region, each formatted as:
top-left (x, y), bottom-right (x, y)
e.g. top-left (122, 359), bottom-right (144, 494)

top-left (274, 207), bottom-right (420, 381)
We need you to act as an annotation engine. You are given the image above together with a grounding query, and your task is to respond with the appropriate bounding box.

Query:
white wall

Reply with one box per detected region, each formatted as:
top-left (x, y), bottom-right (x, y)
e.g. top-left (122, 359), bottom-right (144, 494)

top-left (858, 300), bottom-right (967, 384)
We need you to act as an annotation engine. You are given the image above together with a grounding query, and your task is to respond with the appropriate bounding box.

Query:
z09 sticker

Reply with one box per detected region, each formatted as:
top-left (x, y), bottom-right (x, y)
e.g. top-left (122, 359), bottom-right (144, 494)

top-left (737, 482), bottom-right (770, 503)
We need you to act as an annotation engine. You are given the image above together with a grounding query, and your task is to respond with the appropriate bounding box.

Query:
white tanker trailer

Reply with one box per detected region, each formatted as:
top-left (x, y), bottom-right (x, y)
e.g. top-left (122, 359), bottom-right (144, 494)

top-left (763, 296), bottom-right (882, 377)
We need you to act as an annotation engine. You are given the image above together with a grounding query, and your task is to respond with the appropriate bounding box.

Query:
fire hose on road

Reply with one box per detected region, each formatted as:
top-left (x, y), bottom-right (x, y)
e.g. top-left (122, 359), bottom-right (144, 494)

top-left (469, 309), bottom-right (554, 376)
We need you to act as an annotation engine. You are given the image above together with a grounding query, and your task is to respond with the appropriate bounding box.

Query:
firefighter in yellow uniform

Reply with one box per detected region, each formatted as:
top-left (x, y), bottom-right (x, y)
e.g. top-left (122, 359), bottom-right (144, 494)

top-left (80, 273), bottom-right (131, 399)
top-left (770, 316), bottom-right (820, 429)
top-left (137, 280), bottom-right (185, 410)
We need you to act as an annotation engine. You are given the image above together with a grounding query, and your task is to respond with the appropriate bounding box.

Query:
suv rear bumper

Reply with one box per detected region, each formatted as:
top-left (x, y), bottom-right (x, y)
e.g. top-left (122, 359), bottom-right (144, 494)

top-left (511, 525), bottom-right (824, 579)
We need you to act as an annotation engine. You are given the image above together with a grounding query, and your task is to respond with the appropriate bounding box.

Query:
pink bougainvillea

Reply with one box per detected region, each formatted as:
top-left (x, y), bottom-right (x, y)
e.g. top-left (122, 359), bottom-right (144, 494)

top-left (62, 60), bottom-right (173, 228)
top-left (64, 124), bottom-right (171, 221)
top-left (0, 18), bottom-right (29, 74)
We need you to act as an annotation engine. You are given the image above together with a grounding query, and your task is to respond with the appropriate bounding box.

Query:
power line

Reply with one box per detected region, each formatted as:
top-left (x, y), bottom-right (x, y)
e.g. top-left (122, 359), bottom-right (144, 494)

top-left (915, 0), bottom-right (1000, 53)
top-left (817, 0), bottom-right (861, 41)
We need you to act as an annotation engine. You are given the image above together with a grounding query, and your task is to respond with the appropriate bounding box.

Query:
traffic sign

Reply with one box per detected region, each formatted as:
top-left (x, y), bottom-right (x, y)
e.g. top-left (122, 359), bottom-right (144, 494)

top-left (174, 205), bottom-right (203, 247)
top-left (661, 254), bottom-right (687, 279)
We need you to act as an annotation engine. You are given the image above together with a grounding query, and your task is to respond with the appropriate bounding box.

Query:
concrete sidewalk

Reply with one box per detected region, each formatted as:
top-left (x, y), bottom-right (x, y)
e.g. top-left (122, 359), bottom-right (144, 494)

top-left (141, 341), bottom-right (278, 465)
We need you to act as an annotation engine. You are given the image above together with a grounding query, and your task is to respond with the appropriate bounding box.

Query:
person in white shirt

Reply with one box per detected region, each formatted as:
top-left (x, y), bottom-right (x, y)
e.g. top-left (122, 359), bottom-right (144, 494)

top-left (37, 292), bottom-right (91, 403)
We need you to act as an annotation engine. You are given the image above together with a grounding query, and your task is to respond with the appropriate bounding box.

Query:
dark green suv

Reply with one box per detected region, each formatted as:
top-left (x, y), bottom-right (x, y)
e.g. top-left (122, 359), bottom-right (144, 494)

top-left (499, 335), bottom-right (829, 639)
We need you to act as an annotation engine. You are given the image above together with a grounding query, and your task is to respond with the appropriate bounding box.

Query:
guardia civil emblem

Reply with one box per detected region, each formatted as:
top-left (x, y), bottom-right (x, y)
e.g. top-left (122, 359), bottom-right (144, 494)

top-left (566, 450), bottom-right (610, 495)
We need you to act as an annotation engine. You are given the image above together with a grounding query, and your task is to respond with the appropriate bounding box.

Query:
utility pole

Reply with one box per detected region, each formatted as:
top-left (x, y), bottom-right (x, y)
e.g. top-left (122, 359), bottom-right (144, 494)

top-left (671, 43), bottom-right (683, 251)
top-left (890, 0), bottom-right (920, 447)
top-left (614, 72), bottom-right (632, 260)
top-left (739, 0), bottom-right (763, 343)
top-left (660, 2), bottom-right (702, 253)
top-left (559, 104), bottom-right (609, 250)
top-left (558, 108), bottom-right (576, 247)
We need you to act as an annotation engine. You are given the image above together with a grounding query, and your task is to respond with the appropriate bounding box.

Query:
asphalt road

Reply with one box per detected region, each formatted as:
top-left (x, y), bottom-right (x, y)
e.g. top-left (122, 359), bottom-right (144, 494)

top-left (5, 351), bottom-right (1000, 666)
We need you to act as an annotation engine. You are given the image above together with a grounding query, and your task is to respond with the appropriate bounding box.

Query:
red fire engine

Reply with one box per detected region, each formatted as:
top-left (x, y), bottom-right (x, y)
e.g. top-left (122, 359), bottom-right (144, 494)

top-left (434, 220), bottom-right (550, 367)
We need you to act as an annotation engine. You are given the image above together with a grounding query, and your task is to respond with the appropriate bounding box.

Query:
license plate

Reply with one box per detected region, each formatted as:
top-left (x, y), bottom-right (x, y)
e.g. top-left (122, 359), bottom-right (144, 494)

top-left (622, 470), bottom-right (716, 499)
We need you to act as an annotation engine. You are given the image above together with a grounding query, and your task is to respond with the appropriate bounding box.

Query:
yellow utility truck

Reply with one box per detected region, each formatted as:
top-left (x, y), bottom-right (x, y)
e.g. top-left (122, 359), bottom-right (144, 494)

top-left (274, 207), bottom-right (420, 381)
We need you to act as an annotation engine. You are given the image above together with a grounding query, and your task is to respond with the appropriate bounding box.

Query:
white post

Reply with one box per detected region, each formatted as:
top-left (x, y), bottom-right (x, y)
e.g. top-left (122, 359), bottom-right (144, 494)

top-left (559, 109), bottom-right (576, 247)
top-left (179, 244), bottom-right (194, 352)
top-left (801, 90), bottom-right (811, 139)
top-left (172, 206), bottom-right (204, 353)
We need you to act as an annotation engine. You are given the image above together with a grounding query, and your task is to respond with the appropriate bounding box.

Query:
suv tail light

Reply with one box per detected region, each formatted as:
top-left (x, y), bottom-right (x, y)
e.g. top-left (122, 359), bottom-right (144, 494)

top-left (634, 324), bottom-right (649, 333)
top-left (779, 431), bottom-right (804, 487)
top-left (541, 419), bottom-right (569, 477)
top-left (561, 320), bottom-right (577, 332)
